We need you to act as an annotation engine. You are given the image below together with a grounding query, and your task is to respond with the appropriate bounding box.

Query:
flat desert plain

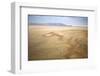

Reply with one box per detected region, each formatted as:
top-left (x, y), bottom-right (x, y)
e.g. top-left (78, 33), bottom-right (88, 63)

top-left (28, 25), bottom-right (88, 60)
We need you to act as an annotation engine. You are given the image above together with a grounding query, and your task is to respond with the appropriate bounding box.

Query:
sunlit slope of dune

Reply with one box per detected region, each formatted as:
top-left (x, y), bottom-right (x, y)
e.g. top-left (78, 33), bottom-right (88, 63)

top-left (28, 25), bottom-right (88, 60)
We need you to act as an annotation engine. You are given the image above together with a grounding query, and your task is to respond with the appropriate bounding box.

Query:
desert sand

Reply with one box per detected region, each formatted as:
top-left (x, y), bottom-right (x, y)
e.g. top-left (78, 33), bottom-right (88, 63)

top-left (28, 25), bottom-right (88, 60)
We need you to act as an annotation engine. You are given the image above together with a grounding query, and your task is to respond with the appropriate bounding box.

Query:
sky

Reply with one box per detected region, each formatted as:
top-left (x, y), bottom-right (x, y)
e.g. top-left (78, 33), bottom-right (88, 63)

top-left (28, 15), bottom-right (88, 26)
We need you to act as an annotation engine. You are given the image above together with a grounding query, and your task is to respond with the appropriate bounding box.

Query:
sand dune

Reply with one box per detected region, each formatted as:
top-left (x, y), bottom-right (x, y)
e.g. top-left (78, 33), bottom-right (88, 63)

top-left (28, 25), bottom-right (88, 60)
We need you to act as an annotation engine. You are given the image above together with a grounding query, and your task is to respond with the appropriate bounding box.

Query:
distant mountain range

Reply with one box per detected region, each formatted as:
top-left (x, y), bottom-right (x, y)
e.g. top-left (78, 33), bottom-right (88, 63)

top-left (29, 23), bottom-right (72, 26)
top-left (28, 23), bottom-right (87, 27)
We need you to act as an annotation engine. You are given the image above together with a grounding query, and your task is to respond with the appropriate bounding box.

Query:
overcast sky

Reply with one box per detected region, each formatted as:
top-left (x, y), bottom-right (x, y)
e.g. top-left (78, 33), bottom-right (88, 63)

top-left (28, 15), bottom-right (88, 26)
